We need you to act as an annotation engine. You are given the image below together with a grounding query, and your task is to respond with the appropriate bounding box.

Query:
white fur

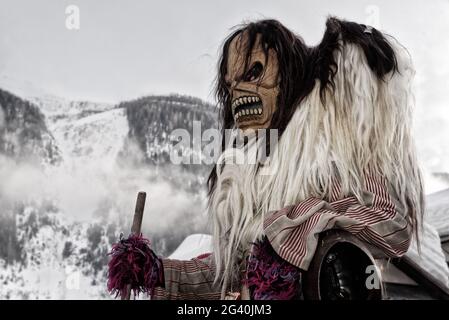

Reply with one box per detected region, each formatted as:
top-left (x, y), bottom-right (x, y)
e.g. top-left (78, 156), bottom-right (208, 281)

top-left (209, 37), bottom-right (424, 297)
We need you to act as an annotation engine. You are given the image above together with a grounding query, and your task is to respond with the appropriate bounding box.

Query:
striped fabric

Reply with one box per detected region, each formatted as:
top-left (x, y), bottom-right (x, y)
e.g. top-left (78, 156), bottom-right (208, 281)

top-left (265, 173), bottom-right (411, 271)
top-left (152, 173), bottom-right (412, 300)
top-left (152, 255), bottom-right (221, 300)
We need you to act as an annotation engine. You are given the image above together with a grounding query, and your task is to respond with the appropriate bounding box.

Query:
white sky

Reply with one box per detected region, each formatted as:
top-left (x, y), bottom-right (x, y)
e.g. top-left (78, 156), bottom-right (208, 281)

top-left (0, 0), bottom-right (447, 102)
top-left (0, 0), bottom-right (449, 176)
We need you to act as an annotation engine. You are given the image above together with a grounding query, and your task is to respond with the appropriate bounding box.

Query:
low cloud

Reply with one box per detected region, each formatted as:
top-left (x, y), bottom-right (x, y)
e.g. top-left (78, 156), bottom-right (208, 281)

top-left (0, 155), bottom-right (208, 237)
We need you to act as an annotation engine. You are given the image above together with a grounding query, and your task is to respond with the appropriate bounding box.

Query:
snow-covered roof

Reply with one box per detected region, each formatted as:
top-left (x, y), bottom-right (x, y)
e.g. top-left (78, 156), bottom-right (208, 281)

top-left (405, 222), bottom-right (449, 292)
top-left (168, 234), bottom-right (212, 260)
top-left (426, 188), bottom-right (449, 241)
top-left (397, 189), bottom-right (449, 294)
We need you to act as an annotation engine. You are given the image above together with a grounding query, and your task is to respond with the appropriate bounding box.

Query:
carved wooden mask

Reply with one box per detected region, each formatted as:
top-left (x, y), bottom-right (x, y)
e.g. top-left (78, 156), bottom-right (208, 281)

top-left (225, 33), bottom-right (280, 131)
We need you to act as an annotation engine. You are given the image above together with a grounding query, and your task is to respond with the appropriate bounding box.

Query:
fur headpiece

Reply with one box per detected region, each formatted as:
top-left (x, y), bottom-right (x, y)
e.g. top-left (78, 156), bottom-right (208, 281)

top-left (209, 17), bottom-right (424, 297)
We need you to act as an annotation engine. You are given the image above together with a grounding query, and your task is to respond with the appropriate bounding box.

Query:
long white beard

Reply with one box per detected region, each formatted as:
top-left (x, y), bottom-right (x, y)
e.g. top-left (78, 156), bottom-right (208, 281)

top-left (208, 136), bottom-right (266, 297)
top-left (209, 37), bottom-right (424, 297)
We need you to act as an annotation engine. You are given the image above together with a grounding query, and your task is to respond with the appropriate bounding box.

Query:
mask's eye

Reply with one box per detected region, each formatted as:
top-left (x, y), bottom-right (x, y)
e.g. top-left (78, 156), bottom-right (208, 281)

top-left (243, 62), bottom-right (263, 82)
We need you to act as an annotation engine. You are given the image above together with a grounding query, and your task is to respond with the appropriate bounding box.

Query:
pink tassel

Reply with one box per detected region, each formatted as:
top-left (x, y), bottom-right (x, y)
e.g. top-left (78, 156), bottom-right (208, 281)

top-left (107, 234), bottom-right (163, 298)
top-left (245, 237), bottom-right (302, 300)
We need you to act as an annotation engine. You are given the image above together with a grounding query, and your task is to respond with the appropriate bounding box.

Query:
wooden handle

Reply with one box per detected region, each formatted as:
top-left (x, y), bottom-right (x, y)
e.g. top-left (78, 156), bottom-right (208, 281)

top-left (121, 191), bottom-right (147, 300)
top-left (131, 192), bottom-right (146, 235)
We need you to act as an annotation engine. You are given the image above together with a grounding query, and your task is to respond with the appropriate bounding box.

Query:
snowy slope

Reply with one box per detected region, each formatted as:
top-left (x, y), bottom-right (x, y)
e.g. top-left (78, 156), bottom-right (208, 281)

top-left (49, 107), bottom-right (128, 169)
top-left (0, 203), bottom-right (113, 299)
top-left (169, 234), bottom-right (212, 260)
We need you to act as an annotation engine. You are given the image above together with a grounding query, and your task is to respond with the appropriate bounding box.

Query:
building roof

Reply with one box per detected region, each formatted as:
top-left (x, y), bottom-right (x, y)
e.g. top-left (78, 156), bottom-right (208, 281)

top-left (426, 188), bottom-right (449, 241)
top-left (398, 188), bottom-right (449, 296)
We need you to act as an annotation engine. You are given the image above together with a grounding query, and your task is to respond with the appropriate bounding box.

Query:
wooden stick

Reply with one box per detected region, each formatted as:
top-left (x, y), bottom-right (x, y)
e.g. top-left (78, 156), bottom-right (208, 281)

top-left (121, 191), bottom-right (147, 300)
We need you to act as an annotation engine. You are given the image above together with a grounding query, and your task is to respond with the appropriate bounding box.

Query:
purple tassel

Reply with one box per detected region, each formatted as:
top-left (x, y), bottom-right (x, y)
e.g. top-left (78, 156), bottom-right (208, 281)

top-left (107, 234), bottom-right (163, 298)
top-left (245, 237), bottom-right (302, 300)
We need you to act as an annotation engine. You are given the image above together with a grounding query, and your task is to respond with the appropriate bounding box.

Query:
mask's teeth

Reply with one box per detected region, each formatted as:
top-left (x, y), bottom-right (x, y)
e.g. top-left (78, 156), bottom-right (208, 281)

top-left (233, 96), bottom-right (264, 121)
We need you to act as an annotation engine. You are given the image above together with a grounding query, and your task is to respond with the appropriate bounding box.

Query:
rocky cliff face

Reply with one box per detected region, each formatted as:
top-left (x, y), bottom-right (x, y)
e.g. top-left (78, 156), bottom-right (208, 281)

top-left (0, 89), bottom-right (61, 164)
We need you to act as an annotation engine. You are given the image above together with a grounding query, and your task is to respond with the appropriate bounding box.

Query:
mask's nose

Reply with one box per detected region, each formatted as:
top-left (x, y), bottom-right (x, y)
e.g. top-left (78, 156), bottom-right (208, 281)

top-left (230, 80), bottom-right (238, 101)
top-left (230, 80), bottom-right (238, 91)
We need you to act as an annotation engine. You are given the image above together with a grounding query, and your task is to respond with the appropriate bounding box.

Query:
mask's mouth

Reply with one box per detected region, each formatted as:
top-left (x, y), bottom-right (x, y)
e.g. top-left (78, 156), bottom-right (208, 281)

top-left (232, 95), bottom-right (263, 122)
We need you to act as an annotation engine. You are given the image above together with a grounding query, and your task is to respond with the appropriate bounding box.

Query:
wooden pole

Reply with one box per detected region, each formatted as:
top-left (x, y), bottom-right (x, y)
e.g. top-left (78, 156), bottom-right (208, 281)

top-left (121, 191), bottom-right (147, 300)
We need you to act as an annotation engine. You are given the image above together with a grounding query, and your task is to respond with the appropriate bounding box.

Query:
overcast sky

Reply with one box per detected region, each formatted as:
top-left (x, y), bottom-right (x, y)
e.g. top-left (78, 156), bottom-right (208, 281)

top-left (1, 0), bottom-right (449, 174)
top-left (0, 0), bottom-right (447, 102)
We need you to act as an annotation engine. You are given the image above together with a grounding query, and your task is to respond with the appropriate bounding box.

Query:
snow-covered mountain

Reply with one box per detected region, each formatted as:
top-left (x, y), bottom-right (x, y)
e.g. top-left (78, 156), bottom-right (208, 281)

top-left (0, 88), bottom-right (61, 165)
top-left (0, 82), bottom-right (217, 299)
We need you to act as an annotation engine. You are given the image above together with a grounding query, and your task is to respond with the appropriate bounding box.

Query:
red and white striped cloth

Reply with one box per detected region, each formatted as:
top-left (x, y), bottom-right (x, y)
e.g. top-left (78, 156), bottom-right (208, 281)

top-left (152, 173), bottom-right (412, 300)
